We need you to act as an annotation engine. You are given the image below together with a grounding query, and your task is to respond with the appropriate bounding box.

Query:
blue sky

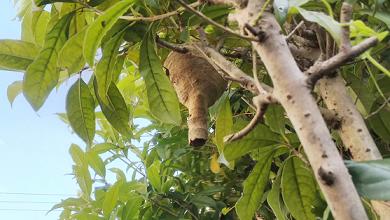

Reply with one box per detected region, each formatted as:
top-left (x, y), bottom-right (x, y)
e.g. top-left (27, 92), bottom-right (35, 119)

top-left (0, 1), bottom-right (83, 219)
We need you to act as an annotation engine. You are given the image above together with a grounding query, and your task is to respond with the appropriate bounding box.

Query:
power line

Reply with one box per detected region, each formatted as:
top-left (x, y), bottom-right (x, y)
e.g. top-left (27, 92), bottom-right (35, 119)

top-left (0, 209), bottom-right (62, 212)
top-left (0, 200), bottom-right (57, 204)
top-left (0, 192), bottom-right (75, 196)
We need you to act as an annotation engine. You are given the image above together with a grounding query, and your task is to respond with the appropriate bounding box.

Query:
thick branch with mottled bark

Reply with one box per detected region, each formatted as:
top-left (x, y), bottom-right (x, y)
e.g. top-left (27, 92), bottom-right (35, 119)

top-left (312, 3), bottom-right (390, 217)
top-left (225, 0), bottom-right (368, 219)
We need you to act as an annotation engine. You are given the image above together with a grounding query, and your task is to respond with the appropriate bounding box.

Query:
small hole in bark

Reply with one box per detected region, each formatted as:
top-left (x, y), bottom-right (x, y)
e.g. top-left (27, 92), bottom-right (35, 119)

top-left (357, 128), bottom-right (362, 132)
top-left (322, 154), bottom-right (328, 158)
top-left (304, 113), bottom-right (311, 117)
top-left (366, 148), bottom-right (371, 152)
top-left (286, 94), bottom-right (292, 100)
top-left (318, 167), bottom-right (335, 186)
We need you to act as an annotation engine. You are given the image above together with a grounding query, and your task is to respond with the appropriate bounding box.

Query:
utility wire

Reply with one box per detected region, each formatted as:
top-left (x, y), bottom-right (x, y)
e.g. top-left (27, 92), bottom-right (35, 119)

top-left (0, 209), bottom-right (62, 212)
top-left (0, 200), bottom-right (57, 204)
top-left (0, 192), bottom-right (75, 196)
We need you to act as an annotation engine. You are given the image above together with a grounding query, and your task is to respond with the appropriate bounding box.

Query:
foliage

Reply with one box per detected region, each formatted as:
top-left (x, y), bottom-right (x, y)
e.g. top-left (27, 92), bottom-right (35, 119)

top-left (1, 0), bottom-right (390, 219)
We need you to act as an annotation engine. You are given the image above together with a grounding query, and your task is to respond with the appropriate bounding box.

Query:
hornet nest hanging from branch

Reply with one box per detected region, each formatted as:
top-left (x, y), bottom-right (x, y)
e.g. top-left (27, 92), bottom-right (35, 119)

top-left (164, 51), bottom-right (227, 147)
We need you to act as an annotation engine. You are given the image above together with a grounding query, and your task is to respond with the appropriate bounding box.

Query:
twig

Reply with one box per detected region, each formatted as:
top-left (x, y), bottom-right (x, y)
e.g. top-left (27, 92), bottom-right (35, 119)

top-left (224, 95), bottom-right (268, 142)
top-left (305, 36), bottom-right (378, 88)
top-left (286, 21), bottom-right (305, 40)
top-left (155, 36), bottom-right (188, 53)
top-left (252, 45), bottom-right (264, 93)
top-left (365, 97), bottom-right (390, 119)
top-left (197, 27), bottom-right (209, 46)
top-left (177, 0), bottom-right (257, 41)
top-left (121, 2), bottom-right (201, 22)
top-left (340, 2), bottom-right (352, 52)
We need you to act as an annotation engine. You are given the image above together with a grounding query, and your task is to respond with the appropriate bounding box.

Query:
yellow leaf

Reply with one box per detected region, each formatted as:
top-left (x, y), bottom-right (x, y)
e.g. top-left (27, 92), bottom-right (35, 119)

top-left (210, 153), bottom-right (221, 174)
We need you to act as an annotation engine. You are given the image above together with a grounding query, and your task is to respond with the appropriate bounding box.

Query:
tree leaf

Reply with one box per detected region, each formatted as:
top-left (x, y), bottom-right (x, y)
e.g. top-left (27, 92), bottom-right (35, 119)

top-left (23, 12), bottom-right (73, 111)
top-left (0, 40), bottom-right (39, 71)
top-left (69, 144), bottom-right (86, 166)
top-left (235, 150), bottom-right (274, 220)
top-left (223, 124), bottom-right (281, 161)
top-left (58, 27), bottom-right (87, 74)
top-left (73, 164), bottom-right (92, 200)
top-left (267, 170), bottom-right (288, 220)
top-left (139, 27), bottom-right (181, 125)
top-left (121, 195), bottom-right (143, 220)
top-left (103, 181), bottom-right (122, 216)
top-left (296, 8), bottom-right (341, 44)
top-left (367, 102), bottom-right (390, 143)
top-left (83, 0), bottom-right (134, 66)
top-left (34, 0), bottom-right (74, 6)
top-left (215, 94), bottom-right (233, 152)
top-left (86, 151), bottom-right (106, 177)
top-left (95, 30), bottom-right (125, 105)
top-left (274, 0), bottom-right (289, 25)
top-left (7, 81), bottom-right (23, 106)
top-left (281, 156), bottom-right (317, 220)
top-left (265, 105), bottom-right (285, 133)
top-left (94, 80), bottom-right (132, 138)
top-left (66, 79), bottom-right (96, 146)
top-left (346, 159), bottom-right (390, 200)
top-left (146, 160), bottom-right (161, 191)
top-left (31, 10), bottom-right (50, 46)
top-left (91, 143), bottom-right (118, 154)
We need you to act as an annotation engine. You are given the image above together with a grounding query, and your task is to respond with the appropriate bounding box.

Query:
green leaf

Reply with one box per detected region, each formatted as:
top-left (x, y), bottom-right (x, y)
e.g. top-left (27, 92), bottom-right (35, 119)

top-left (139, 27), bottom-right (181, 125)
top-left (34, 0), bottom-right (75, 6)
top-left (361, 11), bottom-right (390, 29)
top-left (86, 151), bottom-right (106, 177)
top-left (66, 79), bottom-right (96, 146)
top-left (215, 94), bottom-right (233, 152)
top-left (296, 8), bottom-right (341, 44)
top-left (69, 144), bottom-right (86, 166)
top-left (91, 143), bottom-right (118, 154)
top-left (7, 81), bottom-right (23, 106)
top-left (265, 105), bottom-right (285, 133)
top-left (73, 164), bottom-right (92, 200)
top-left (367, 102), bottom-right (390, 143)
top-left (122, 195), bottom-right (143, 220)
top-left (346, 159), bottom-right (390, 200)
top-left (235, 150), bottom-right (274, 220)
top-left (191, 195), bottom-right (217, 208)
top-left (95, 30), bottom-right (125, 105)
top-left (58, 27), bottom-right (87, 74)
top-left (281, 156), bottom-right (317, 220)
top-left (0, 40), bottom-right (39, 71)
top-left (146, 160), bottom-right (161, 191)
top-left (23, 12), bottom-right (73, 111)
top-left (31, 10), bottom-right (50, 46)
top-left (267, 170), bottom-right (288, 220)
top-left (94, 80), bottom-right (132, 138)
top-left (274, 0), bottom-right (289, 25)
top-left (83, 0), bottom-right (134, 66)
top-left (103, 181), bottom-right (122, 216)
top-left (288, 0), bottom-right (308, 8)
top-left (223, 124), bottom-right (281, 161)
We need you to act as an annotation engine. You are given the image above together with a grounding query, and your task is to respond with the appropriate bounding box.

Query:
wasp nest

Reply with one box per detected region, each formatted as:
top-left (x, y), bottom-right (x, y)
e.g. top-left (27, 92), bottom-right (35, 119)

top-left (164, 51), bottom-right (227, 147)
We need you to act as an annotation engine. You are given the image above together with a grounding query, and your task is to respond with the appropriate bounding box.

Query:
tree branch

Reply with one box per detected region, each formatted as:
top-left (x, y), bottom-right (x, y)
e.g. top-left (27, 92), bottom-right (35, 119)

top-left (305, 36), bottom-right (378, 88)
top-left (156, 36), bottom-right (189, 53)
top-left (177, 0), bottom-right (257, 41)
top-left (224, 95), bottom-right (269, 142)
top-left (305, 3), bottom-right (378, 88)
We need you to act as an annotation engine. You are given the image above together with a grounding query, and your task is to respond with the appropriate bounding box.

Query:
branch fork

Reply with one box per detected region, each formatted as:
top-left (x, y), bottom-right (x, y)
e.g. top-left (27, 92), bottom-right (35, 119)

top-left (305, 2), bottom-right (378, 88)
